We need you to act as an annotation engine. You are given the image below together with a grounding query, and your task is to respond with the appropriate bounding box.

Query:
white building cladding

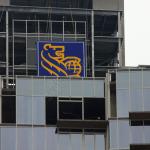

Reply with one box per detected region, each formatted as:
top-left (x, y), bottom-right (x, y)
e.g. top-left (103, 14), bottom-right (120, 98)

top-left (0, 77), bottom-right (106, 150)
top-left (109, 69), bottom-right (150, 150)
top-left (0, 68), bottom-right (150, 150)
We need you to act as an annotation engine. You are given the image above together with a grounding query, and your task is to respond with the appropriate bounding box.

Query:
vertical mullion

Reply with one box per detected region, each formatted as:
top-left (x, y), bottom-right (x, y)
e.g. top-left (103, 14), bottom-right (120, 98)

top-left (6, 11), bottom-right (9, 88)
top-left (63, 21), bottom-right (64, 41)
top-left (37, 20), bottom-right (40, 76)
top-left (75, 21), bottom-right (77, 40)
top-left (51, 21), bottom-right (53, 41)
top-left (91, 10), bottom-right (95, 77)
top-left (12, 20), bottom-right (15, 80)
top-left (25, 20), bottom-right (28, 75)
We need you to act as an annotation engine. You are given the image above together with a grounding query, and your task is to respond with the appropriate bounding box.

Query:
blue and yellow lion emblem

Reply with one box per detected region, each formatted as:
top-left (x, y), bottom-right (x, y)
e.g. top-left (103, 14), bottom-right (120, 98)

top-left (38, 42), bottom-right (85, 77)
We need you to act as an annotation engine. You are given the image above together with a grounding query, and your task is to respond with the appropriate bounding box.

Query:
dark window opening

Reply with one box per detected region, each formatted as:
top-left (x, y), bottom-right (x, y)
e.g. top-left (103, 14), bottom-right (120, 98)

top-left (130, 120), bottom-right (143, 126)
top-left (14, 37), bottom-right (26, 65)
top-left (130, 120), bottom-right (150, 126)
top-left (59, 102), bottom-right (82, 120)
top-left (14, 21), bottom-right (26, 33)
top-left (40, 21), bottom-right (51, 33)
top-left (0, 38), bottom-right (6, 63)
top-left (0, 11), bottom-right (6, 32)
top-left (84, 98), bottom-right (105, 120)
top-left (27, 21), bottom-right (38, 33)
top-left (76, 22), bottom-right (85, 34)
top-left (46, 97), bottom-right (57, 125)
top-left (2, 95), bottom-right (16, 123)
top-left (94, 15), bottom-right (118, 36)
top-left (144, 120), bottom-right (150, 126)
top-left (64, 22), bottom-right (75, 34)
top-left (52, 22), bottom-right (63, 34)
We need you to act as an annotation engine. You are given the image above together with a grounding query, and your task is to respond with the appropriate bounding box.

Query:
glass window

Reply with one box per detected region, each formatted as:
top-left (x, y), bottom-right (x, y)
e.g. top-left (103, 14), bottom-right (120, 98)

top-left (64, 22), bottom-right (75, 34)
top-left (130, 120), bottom-right (143, 126)
top-left (52, 22), bottom-right (63, 34)
top-left (84, 98), bottom-right (105, 120)
top-left (46, 97), bottom-right (57, 125)
top-left (27, 37), bottom-right (37, 49)
top-left (2, 96), bottom-right (16, 123)
top-left (27, 50), bottom-right (37, 66)
top-left (59, 102), bottom-right (82, 119)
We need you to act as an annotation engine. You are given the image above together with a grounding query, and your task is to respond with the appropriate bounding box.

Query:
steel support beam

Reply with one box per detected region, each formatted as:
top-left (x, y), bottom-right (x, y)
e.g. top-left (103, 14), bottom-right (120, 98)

top-left (0, 6), bottom-right (119, 16)
top-left (91, 10), bottom-right (95, 77)
top-left (6, 11), bottom-right (9, 88)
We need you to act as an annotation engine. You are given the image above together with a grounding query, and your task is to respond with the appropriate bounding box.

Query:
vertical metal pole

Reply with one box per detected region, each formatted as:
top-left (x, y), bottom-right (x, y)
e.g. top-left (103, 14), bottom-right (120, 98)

top-left (118, 12), bottom-right (123, 67)
top-left (91, 10), bottom-right (95, 77)
top-left (51, 21), bottom-right (52, 41)
top-left (6, 11), bottom-right (9, 88)
top-left (75, 21), bottom-right (77, 40)
top-left (25, 20), bottom-right (28, 75)
top-left (12, 20), bottom-right (15, 83)
top-left (63, 21), bottom-right (64, 41)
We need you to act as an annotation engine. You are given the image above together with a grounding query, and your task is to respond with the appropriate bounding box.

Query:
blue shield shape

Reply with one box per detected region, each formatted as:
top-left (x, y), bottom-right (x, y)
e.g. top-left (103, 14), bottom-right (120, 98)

top-left (37, 42), bottom-right (86, 77)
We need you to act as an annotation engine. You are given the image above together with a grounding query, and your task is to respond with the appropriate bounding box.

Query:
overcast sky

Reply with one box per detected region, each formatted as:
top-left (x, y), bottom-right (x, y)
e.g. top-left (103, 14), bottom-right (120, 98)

top-left (124, 0), bottom-right (150, 66)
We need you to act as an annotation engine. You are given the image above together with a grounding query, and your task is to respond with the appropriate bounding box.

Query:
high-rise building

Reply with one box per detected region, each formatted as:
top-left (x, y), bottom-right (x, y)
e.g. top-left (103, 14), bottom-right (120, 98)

top-left (1, 1), bottom-right (150, 150)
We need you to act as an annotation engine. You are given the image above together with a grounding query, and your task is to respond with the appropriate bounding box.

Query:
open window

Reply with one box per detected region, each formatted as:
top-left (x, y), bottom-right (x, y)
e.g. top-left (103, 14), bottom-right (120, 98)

top-left (2, 95), bottom-right (16, 123)
top-left (59, 102), bottom-right (82, 120)
top-left (84, 98), bottom-right (105, 120)
top-left (46, 97), bottom-right (57, 125)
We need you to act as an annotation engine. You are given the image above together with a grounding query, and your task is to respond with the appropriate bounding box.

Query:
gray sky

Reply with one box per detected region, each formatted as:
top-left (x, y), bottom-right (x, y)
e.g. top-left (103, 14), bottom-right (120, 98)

top-left (124, 0), bottom-right (150, 66)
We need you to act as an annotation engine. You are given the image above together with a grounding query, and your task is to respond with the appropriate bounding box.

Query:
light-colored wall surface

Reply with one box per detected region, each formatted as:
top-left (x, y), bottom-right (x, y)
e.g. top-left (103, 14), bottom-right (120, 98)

top-left (0, 0), bottom-right (10, 6)
top-left (16, 78), bottom-right (105, 98)
top-left (116, 70), bottom-right (150, 117)
top-left (109, 120), bottom-right (150, 150)
top-left (93, 0), bottom-right (124, 11)
top-left (0, 127), bottom-right (105, 150)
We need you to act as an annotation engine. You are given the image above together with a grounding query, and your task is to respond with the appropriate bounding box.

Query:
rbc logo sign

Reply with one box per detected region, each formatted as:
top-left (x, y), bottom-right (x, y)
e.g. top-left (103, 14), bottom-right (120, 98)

top-left (37, 42), bottom-right (86, 77)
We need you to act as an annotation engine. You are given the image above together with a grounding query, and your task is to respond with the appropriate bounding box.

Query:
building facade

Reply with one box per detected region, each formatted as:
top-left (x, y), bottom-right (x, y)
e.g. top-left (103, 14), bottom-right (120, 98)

top-left (1, 1), bottom-right (150, 150)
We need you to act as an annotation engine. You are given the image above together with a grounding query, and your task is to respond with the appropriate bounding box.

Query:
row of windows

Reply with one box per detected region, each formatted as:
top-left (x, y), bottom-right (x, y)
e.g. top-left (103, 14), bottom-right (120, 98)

top-left (1, 96), bottom-right (105, 124)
